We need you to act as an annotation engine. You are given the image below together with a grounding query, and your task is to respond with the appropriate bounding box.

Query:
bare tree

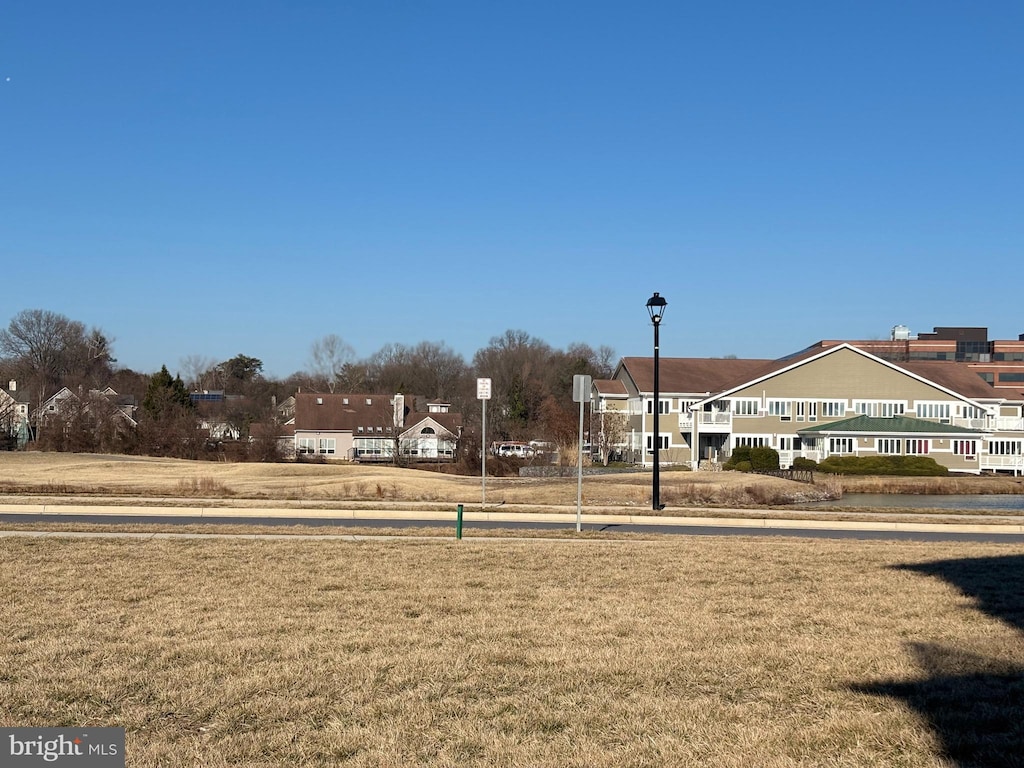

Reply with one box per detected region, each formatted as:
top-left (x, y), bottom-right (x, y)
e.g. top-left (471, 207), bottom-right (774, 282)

top-left (0, 309), bottom-right (114, 406)
top-left (180, 354), bottom-right (218, 391)
top-left (308, 334), bottom-right (355, 393)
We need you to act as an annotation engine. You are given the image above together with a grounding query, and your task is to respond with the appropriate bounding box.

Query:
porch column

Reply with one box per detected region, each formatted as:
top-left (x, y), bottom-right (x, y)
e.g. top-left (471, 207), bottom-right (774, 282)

top-left (691, 409), bottom-right (699, 470)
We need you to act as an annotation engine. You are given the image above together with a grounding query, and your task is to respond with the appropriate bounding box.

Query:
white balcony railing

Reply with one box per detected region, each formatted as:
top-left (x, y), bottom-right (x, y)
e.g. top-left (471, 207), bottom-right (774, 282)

top-left (679, 411), bottom-right (733, 431)
top-left (981, 454), bottom-right (1024, 474)
top-left (952, 417), bottom-right (990, 430)
top-left (951, 416), bottom-right (1024, 432)
top-left (994, 417), bottom-right (1024, 432)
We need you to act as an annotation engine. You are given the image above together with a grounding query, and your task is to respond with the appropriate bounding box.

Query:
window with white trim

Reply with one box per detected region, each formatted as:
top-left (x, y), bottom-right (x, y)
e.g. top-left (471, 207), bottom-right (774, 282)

top-left (354, 437), bottom-right (390, 457)
top-left (767, 400), bottom-right (792, 420)
top-left (733, 399), bottom-right (759, 416)
top-left (829, 437), bottom-right (854, 453)
top-left (904, 439), bottom-right (929, 455)
top-left (318, 438), bottom-right (336, 455)
top-left (957, 404), bottom-right (986, 420)
top-left (953, 440), bottom-right (977, 456)
top-left (646, 435), bottom-right (669, 450)
top-left (646, 399), bottom-right (670, 414)
top-left (916, 402), bottom-right (951, 420)
top-left (734, 436), bottom-right (769, 448)
top-left (988, 440), bottom-right (1021, 455)
top-left (854, 400), bottom-right (906, 418)
top-left (297, 438), bottom-right (316, 454)
top-left (821, 401), bottom-right (846, 418)
top-left (876, 438), bottom-right (901, 455)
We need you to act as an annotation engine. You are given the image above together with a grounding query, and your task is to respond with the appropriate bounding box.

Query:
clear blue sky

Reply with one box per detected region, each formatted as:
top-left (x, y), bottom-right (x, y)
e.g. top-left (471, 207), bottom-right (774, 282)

top-left (3, 1), bottom-right (1021, 378)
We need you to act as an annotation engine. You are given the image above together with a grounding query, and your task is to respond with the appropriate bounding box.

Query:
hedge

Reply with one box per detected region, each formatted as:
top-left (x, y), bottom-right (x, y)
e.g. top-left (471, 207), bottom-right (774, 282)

top-left (724, 445), bottom-right (780, 472)
top-left (816, 455), bottom-right (948, 476)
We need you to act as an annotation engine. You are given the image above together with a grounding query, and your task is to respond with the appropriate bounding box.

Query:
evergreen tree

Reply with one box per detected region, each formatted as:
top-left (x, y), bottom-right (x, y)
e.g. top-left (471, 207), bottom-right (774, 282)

top-left (142, 366), bottom-right (192, 419)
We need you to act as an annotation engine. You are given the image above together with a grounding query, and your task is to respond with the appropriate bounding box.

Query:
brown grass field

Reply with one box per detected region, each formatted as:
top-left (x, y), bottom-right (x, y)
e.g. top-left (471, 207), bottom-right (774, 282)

top-left (1, 452), bottom-right (1022, 514)
top-left (3, 455), bottom-right (1024, 765)
top-left (2, 534), bottom-right (1023, 767)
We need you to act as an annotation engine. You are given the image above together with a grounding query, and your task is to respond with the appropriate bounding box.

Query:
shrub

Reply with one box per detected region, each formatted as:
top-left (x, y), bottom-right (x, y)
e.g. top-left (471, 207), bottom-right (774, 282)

top-left (723, 446), bottom-right (751, 471)
top-left (792, 457), bottom-right (818, 470)
top-left (749, 446), bottom-right (780, 472)
top-left (817, 455), bottom-right (948, 476)
top-left (724, 445), bottom-right (779, 472)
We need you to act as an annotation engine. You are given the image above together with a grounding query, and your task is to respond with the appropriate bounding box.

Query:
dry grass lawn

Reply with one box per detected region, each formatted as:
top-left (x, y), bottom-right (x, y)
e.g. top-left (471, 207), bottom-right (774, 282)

top-left (2, 535), bottom-right (1023, 767)
top-left (5, 452), bottom-right (1020, 514)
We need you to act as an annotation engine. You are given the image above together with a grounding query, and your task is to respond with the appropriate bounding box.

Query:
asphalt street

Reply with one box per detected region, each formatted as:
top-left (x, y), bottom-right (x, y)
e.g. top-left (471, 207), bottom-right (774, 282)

top-left (4, 509), bottom-right (1024, 543)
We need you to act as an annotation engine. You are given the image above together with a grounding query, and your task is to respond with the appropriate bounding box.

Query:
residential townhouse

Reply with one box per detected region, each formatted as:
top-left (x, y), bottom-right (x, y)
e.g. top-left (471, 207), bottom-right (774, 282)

top-left (596, 344), bottom-right (1024, 475)
top-left (292, 392), bottom-right (462, 462)
top-left (0, 381), bottom-right (31, 448)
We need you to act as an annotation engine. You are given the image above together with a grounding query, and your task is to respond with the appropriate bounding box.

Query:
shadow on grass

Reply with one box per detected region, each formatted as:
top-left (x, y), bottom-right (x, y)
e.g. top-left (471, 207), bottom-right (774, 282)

top-left (851, 555), bottom-right (1024, 768)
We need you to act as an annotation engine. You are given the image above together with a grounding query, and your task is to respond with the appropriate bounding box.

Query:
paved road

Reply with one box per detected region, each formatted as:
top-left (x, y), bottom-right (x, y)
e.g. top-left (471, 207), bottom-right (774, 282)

top-left (4, 510), bottom-right (1024, 543)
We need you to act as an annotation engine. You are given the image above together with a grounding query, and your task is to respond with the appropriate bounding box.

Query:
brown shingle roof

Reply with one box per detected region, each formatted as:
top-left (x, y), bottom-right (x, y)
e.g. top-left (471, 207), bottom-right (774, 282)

top-left (896, 361), bottom-right (999, 400)
top-left (294, 392), bottom-right (464, 434)
top-left (620, 357), bottom-right (775, 395)
top-left (593, 379), bottom-right (628, 396)
top-left (294, 393), bottom-right (396, 432)
top-left (629, 345), bottom-right (1004, 405)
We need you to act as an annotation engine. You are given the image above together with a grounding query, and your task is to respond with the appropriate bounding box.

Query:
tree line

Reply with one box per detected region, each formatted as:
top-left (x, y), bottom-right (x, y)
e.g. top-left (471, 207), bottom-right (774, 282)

top-left (0, 309), bottom-right (617, 461)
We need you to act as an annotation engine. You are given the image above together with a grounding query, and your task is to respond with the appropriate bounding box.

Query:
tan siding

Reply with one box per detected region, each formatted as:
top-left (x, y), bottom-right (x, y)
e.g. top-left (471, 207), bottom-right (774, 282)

top-left (730, 348), bottom-right (963, 403)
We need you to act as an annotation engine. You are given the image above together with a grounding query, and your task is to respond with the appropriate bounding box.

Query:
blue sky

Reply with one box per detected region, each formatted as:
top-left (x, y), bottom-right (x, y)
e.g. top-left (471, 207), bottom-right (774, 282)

top-left (3, 1), bottom-right (1022, 378)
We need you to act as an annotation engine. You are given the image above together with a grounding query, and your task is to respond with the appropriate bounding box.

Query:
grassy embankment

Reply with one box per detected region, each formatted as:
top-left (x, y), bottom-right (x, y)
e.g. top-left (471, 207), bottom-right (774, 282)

top-left (2, 452), bottom-right (1022, 508)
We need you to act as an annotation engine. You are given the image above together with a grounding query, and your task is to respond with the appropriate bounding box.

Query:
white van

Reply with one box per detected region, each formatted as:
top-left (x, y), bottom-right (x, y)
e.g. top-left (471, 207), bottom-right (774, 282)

top-left (495, 442), bottom-right (535, 459)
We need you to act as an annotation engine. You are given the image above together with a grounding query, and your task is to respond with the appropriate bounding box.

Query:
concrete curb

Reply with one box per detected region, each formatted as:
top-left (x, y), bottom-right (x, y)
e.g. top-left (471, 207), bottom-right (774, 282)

top-left (2, 502), bottom-right (1024, 536)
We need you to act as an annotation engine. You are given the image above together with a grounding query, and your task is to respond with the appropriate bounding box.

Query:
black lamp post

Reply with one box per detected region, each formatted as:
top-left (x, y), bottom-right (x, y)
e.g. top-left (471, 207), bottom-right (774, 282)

top-left (646, 292), bottom-right (667, 510)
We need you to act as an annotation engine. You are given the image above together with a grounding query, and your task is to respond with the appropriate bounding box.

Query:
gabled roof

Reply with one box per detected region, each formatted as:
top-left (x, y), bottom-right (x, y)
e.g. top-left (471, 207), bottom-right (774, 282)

top-left (294, 393), bottom-right (397, 432)
top-left (593, 379), bottom-right (628, 397)
top-left (692, 344), bottom-right (996, 409)
top-left (798, 415), bottom-right (981, 435)
top-left (618, 357), bottom-right (775, 395)
top-left (294, 392), bottom-right (464, 434)
top-left (398, 414), bottom-right (461, 440)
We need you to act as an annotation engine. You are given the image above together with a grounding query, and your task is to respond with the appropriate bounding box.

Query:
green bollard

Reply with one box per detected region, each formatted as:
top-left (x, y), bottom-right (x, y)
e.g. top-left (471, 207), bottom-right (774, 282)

top-left (456, 504), bottom-right (463, 540)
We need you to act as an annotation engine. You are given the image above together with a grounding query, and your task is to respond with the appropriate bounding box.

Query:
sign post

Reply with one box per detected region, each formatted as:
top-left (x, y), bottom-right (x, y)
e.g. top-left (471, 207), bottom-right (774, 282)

top-left (477, 378), bottom-right (492, 508)
top-left (572, 374), bottom-right (592, 533)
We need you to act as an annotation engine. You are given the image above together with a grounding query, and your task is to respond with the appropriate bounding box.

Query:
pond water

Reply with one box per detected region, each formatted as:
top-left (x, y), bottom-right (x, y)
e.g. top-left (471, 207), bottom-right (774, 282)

top-left (808, 494), bottom-right (1024, 512)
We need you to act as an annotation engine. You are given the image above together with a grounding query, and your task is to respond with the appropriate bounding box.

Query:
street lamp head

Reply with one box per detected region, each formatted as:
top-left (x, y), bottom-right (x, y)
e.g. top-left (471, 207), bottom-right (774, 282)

top-left (646, 292), bottom-right (667, 324)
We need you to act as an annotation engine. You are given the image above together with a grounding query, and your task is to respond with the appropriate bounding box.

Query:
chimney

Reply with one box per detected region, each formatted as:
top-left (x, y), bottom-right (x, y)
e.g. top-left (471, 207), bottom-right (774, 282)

top-left (8, 380), bottom-right (15, 392)
top-left (392, 394), bottom-right (405, 430)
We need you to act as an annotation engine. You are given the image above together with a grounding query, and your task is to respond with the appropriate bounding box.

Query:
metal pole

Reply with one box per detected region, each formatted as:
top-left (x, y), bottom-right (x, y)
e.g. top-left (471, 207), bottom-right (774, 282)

top-left (456, 504), bottom-right (463, 540)
top-left (652, 316), bottom-right (662, 510)
top-left (577, 396), bottom-right (584, 532)
top-left (481, 398), bottom-right (486, 508)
